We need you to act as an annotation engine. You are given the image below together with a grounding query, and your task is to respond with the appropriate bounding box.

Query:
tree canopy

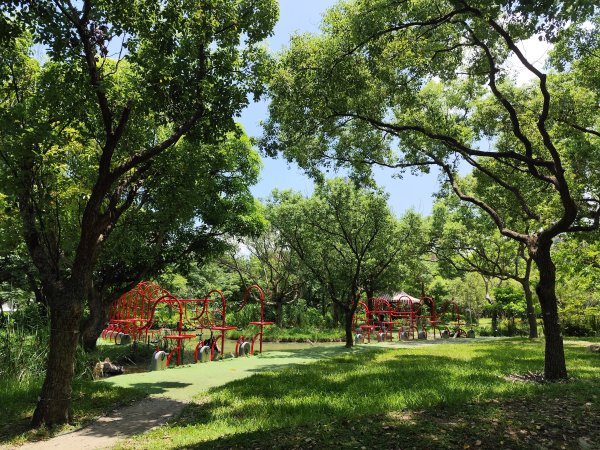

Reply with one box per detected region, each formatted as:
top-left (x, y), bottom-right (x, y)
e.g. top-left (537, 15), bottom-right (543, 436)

top-left (263, 0), bottom-right (600, 379)
top-left (0, 0), bottom-right (278, 426)
top-left (268, 178), bottom-right (426, 346)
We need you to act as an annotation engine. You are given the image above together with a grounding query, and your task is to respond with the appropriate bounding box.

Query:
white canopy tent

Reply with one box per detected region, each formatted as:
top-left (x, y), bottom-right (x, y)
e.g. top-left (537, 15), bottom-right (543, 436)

top-left (381, 291), bottom-right (421, 304)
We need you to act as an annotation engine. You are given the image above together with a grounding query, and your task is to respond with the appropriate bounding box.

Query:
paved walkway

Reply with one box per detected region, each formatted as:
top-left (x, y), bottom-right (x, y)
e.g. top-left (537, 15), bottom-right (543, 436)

top-left (13, 397), bottom-right (187, 450)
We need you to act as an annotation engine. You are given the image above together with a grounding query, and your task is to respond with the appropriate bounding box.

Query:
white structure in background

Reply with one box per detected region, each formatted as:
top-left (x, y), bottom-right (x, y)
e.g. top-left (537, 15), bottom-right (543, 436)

top-left (380, 291), bottom-right (421, 305)
top-left (1, 299), bottom-right (16, 314)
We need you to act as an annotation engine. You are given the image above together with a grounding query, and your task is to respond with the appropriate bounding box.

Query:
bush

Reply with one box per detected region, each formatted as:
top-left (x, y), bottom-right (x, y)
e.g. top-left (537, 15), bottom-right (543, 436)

top-left (283, 300), bottom-right (325, 328)
top-left (0, 300), bottom-right (49, 384)
top-left (562, 314), bottom-right (600, 337)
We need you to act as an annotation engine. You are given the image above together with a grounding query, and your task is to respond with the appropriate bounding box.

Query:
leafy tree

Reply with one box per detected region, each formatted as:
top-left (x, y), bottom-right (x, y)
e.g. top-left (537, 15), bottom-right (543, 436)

top-left (445, 272), bottom-right (487, 323)
top-left (553, 235), bottom-right (600, 336)
top-left (268, 178), bottom-right (425, 347)
top-left (0, 0), bottom-right (277, 426)
top-left (222, 226), bottom-right (303, 326)
top-left (431, 191), bottom-right (539, 337)
top-left (263, 0), bottom-right (600, 379)
top-left (491, 285), bottom-right (528, 334)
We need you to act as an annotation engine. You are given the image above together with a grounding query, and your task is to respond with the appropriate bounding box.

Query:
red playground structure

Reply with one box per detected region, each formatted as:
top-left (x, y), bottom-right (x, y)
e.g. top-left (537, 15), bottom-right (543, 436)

top-left (191, 289), bottom-right (237, 362)
top-left (440, 299), bottom-right (467, 338)
top-left (351, 293), bottom-right (471, 343)
top-left (102, 281), bottom-right (274, 367)
top-left (235, 285), bottom-right (274, 356)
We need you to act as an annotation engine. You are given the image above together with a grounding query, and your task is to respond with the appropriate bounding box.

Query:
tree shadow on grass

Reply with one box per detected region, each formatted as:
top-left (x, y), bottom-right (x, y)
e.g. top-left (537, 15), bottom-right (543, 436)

top-left (141, 341), bottom-right (600, 449)
top-left (0, 380), bottom-right (148, 444)
top-left (174, 344), bottom-right (600, 449)
top-left (154, 352), bottom-right (515, 447)
top-left (185, 391), bottom-right (600, 450)
top-left (120, 381), bottom-right (191, 396)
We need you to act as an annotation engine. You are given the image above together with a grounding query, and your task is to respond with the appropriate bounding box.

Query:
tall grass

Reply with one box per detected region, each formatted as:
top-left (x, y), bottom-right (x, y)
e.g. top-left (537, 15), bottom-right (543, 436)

top-left (0, 307), bottom-right (148, 443)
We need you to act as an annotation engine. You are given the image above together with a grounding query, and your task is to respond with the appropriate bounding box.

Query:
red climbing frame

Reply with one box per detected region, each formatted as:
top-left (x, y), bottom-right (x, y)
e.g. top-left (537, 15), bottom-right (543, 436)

top-left (440, 299), bottom-right (467, 337)
top-left (205, 289), bottom-right (236, 360)
top-left (370, 297), bottom-right (398, 342)
top-left (418, 296), bottom-right (439, 339)
top-left (353, 301), bottom-right (376, 343)
top-left (392, 295), bottom-right (419, 340)
top-left (104, 282), bottom-right (202, 366)
top-left (237, 285), bottom-right (273, 354)
top-left (103, 281), bottom-right (173, 344)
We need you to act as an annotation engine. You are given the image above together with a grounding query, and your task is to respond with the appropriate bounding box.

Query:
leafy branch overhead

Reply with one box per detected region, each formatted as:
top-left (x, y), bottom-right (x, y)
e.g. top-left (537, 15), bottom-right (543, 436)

top-left (0, 0), bottom-right (278, 426)
top-left (264, 0), bottom-right (600, 380)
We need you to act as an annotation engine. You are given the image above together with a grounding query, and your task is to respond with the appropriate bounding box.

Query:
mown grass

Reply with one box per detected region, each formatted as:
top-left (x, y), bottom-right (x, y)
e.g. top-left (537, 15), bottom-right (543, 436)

top-left (117, 339), bottom-right (600, 449)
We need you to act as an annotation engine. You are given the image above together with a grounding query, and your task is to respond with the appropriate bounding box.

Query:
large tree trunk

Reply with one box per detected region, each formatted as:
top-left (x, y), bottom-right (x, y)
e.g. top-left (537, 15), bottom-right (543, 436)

top-left (80, 291), bottom-right (109, 352)
top-left (532, 246), bottom-right (567, 380)
top-left (344, 307), bottom-right (353, 348)
top-left (275, 300), bottom-right (283, 327)
top-left (31, 293), bottom-right (82, 427)
top-left (522, 279), bottom-right (538, 339)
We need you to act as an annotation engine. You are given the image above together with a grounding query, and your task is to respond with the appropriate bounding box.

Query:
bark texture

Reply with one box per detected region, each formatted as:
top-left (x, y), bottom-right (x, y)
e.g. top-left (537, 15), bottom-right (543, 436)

top-left (31, 296), bottom-right (82, 427)
top-left (533, 247), bottom-right (567, 380)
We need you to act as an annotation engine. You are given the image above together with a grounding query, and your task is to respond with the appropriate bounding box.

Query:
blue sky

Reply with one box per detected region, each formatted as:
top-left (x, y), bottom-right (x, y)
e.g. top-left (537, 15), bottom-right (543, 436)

top-left (238, 0), bottom-right (443, 216)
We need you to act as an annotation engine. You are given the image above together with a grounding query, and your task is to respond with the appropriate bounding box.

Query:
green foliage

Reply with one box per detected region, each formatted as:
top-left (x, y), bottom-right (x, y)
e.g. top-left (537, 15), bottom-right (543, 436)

top-left (268, 179), bottom-right (425, 314)
top-left (282, 299), bottom-right (324, 328)
top-left (0, 0), bottom-right (278, 312)
top-left (554, 237), bottom-right (600, 336)
top-left (493, 286), bottom-right (527, 318)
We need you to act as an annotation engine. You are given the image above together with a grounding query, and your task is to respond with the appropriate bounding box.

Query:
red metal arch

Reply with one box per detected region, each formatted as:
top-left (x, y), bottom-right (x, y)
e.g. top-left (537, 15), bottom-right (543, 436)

top-left (239, 284), bottom-right (274, 354)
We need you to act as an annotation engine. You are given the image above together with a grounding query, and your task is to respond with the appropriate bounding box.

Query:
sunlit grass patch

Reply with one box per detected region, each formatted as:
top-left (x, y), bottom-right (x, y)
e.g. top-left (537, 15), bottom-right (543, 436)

top-left (117, 339), bottom-right (600, 449)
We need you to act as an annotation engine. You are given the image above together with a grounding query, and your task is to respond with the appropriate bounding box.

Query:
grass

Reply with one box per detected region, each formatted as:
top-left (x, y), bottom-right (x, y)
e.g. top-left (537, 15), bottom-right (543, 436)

top-left (0, 341), bottom-right (150, 445)
top-left (116, 338), bottom-right (600, 449)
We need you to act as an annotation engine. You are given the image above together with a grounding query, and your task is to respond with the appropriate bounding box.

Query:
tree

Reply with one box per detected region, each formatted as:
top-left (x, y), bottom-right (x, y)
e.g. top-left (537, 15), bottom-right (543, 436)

top-left (263, 0), bottom-right (600, 379)
top-left (431, 190), bottom-right (538, 337)
top-left (0, 0), bottom-right (277, 426)
top-left (268, 178), bottom-right (425, 347)
top-left (222, 226), bottom-right (303, 326)
top-left (492, 284), bottom-right (528, 334)
top-left (553, 235), bottom-right (600, 336)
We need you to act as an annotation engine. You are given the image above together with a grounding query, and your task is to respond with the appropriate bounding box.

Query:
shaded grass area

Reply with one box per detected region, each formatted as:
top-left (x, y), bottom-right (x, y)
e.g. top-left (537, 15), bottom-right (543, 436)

top-left (118, 339), bottom-right (600, 449)
top-left (0, 342), bottom-right (150, 445)
top-left (1, 377), bottom-right (147, 445)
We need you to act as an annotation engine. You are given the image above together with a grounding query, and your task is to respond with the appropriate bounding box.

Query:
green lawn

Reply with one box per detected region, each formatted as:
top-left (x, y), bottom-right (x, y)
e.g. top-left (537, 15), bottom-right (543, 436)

top-left (0, 342), bottom-right (152, 444)
top-left (4, 338), bottom-right (599, 448)
top-left (115, 338), bottom-right (600, 449)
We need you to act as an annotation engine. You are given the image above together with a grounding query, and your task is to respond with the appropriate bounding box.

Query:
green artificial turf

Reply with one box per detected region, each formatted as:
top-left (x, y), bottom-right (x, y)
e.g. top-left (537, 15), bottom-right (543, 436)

top-left (101, 343), bottom-right (365, 400)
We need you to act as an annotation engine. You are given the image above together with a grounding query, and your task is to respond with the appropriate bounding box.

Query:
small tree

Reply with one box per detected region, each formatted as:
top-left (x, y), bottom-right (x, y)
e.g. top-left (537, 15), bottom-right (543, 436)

top-left (268, 178), bottom-right (425, 346)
